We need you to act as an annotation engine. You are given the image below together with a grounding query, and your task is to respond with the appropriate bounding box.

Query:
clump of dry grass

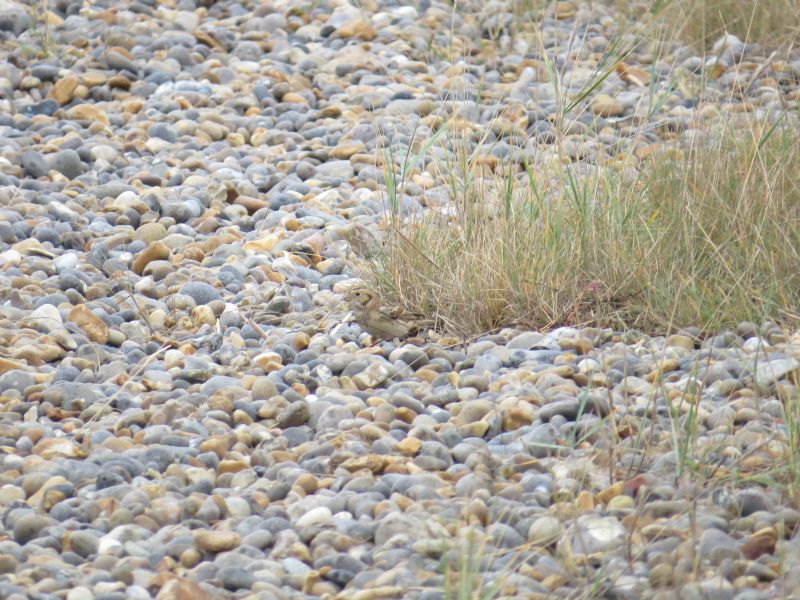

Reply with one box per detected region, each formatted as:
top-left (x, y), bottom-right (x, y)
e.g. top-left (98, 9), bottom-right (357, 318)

top-left (371, 115), bottom-right (800, 337)
top-left (641, 0), bottom-right (800, 49)
top-left (628, 118), bottom-right (800, 328)
top-left (365, 0), bottom-right (800, 339)
top-left (510, 0), bottom-right (800, 50)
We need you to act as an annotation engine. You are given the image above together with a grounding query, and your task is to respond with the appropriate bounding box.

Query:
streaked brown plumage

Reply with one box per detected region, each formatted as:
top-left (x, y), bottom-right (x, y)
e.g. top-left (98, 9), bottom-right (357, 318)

top-left (345, 286), bottom-right (426, 340)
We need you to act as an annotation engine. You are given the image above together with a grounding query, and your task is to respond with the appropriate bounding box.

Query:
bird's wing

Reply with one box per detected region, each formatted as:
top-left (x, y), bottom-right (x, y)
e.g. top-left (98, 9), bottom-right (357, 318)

top-left (379, 305), bottom-right (436, 331)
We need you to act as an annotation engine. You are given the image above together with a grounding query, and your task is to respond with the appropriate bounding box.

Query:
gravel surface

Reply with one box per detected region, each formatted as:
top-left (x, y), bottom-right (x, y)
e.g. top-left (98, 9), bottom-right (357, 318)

top-left (1, 0), bottom-right (800, 599)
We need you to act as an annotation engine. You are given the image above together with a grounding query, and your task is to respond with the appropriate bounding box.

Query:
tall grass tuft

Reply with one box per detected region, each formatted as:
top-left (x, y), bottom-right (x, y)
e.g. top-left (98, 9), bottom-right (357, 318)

top-left (646, 0), bottom-right (800, 49)
top-left (372, 116), bottom-right (800, 337)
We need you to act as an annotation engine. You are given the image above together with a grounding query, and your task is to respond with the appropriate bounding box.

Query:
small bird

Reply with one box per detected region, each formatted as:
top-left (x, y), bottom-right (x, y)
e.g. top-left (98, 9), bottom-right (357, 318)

top-left (345, 286), bottom-right (428, 340)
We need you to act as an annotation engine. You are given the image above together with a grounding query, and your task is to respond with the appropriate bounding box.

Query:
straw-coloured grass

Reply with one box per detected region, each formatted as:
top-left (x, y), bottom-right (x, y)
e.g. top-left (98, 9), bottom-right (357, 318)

top-left (370, 116), bottom-right (800, 337)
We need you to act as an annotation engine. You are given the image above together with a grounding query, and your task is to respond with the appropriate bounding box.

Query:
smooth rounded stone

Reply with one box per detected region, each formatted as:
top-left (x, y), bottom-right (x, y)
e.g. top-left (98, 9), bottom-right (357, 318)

top-left (296, 506), bottom-right (332, 528)
top-left (195, 497), bottom-right (222, 523)
top-left (735, 322), bottom-right (759, 339)
top-left (60, 270), bottom-right (87, 293)
top-left (608, 495), bottom-right (634, 511)
top-left (29, 63), bottom-right (59, 80)
top-left (0, 486), bottom-right (25, 505)
top-left (53, 252), bottom-right (80, 272)
top-left (66, 587), bottom-right (94, 600)
top-left (699, 528), bottom-right (741, 564)
top-left (148, 123), bottom-right (178, 143)
top-left (224, 497), bottom-right (250, 519)
top-left (454, 399), bottom-right (495, 427)
top-left (194, 530), bottom-right (240, 553)
top-left (488, 522), bottom-right (525, 548)
top-left (665, 334), bottom-right (695, 350)
top-left (315, 160), bottom-right (355, 180)
top-left (712, 34), bottom-right (746, 62)
top-left (389, 346), bottom-right (429, 368)
top-left (731, 592), bottom-right (771, 600)
top-left (281, 556), bottom-right (311, 578)
top-left (528, 516), bottom-right (562, 546)
top-left (390, 392), bottom-right (425, 414)
top-left (732, 488), bottom-right (774, 516)
top-left (259, 515), bottom-right (293, 536)
top-left (241, 529), bottom-right (273, 550)
top-left (453, 472), bottom-right (492, 497)
top-left (0, 551), bottom-right (19, 576)
top-left (775, 508), bottom-right (800, 531)
top-left (48, 149), bottom-right (85, 179)
top-left (682, 576), bottom-right (735, 600)
top-left (104, 48), bottom-right (136, 72)
top-left (313, 404), bottom-right (356, 431)
top-left (374, 513), bottom-right (420, 546)
top-left (69, 530), bottom-right (100, 558)
top-left (0, 221), bottom-right (16, 243)
top-left (277, 401), bottom-right (309, 428)
top-left (0, 371), bottom-right (36, 393)
top-left (21, 151), bottom-right (49, 178)
top-left (200, 376), bottom-right (245, 397)
top-left (590, 93), bottom-right (625, 117)
top-left (750, 357), bottom-right (800, 387)
top-left (216, 566), bottom-right (255, 591)
top-left (0, 7), bottom-right (31, 34)
top-left (22, 99), bottom-right (59, 117)
top-left (13, 512), bottom-right (57, 544)
top-left (562, 516), bottom-right (626, 555)
top-left (90, 144), bottom-right (118, 162)
top-left (537, 398), bottom-right (581, 421)
top-left (519, 424), bottom-right (559, 458)
top-left (133, 222), bottom-right (167, 243)
top-left (179, 282), bottom-right (221, 305)
top-left (314, 552), bottom-right (367, 578)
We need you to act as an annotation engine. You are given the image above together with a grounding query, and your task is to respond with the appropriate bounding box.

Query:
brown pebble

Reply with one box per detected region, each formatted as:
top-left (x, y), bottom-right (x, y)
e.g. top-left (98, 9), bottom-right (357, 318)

top-left (194, 529), bottom-right (240, 553)
top-left (132, 241), bottom-right (170, 275)
top-left (50, 74), bottom-right (79, 105)
top-left (741, 528), bottom-right (777, 559)
top-left (66, 104), bottom-right (110, 125)
top-left (295, 473), bottom-right (318, 494)
top-left (68, 305), bottom-right (109, 344)
top-left (396, 437), bottom-right (421, 455)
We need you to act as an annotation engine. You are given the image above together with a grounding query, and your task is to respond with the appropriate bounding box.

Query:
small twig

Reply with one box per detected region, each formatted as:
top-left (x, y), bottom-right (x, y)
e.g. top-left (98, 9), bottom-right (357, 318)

top-left (743, 49), bottom-right (777, 95)
top-left (86, 340), bottom-right (172, 424)
top-left (242, 314), bottom-right (270, 341)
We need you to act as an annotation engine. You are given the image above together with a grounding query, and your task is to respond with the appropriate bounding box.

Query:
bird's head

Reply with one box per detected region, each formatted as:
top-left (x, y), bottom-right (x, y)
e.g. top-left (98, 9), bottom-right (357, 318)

top-left (344, 285), bottom-right (376, 309)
